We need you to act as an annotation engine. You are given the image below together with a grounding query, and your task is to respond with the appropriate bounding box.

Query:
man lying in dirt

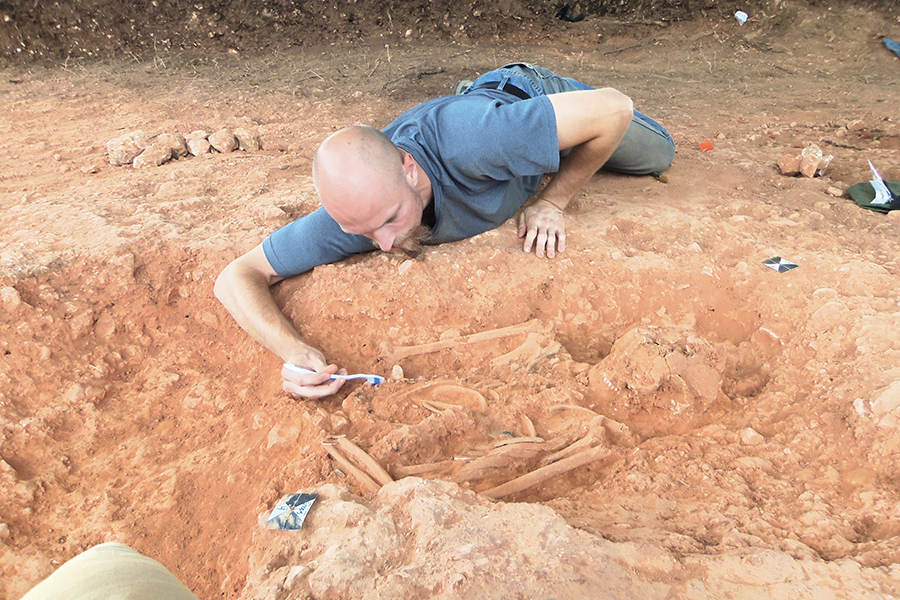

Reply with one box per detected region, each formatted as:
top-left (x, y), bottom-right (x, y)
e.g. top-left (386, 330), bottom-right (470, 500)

top-left (215, 62), bottom-right (675, 399)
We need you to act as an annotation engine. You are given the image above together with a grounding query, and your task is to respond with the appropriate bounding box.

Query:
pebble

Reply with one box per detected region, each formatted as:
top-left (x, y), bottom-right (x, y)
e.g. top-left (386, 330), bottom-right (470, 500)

top-left (0, 286), bottom-right (23, 311)
top-left (209, 128), bottom-right (238, 153)
top-left (262, 205), bottom-right (287, 222)
top-left (391, 365), bottom-right (404, 380)
top-left (740, 427), bottom-right (765, 445)
top-left (106, 130), bottom-right (150, 166)
top-left (94, 311), bottom-right (116, 340)
top-left (847, 119), bottom-right (865, 131)
top-left (826, 187), bottom-right (843, 197)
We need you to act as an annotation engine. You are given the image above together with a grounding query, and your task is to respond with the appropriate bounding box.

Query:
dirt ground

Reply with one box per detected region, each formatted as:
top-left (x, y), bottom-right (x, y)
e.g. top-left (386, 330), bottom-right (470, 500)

top-left (3, 0), bottom-right (900, 598)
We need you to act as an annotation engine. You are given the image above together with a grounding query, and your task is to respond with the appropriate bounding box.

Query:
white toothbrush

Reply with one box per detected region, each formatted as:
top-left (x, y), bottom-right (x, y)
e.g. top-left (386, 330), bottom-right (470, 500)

top-left (283, 363), bottom-right (384, 385)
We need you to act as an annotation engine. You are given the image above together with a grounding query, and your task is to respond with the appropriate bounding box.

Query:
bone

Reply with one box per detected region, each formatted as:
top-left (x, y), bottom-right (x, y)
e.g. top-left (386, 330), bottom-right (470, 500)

top-left (392, 459), bottom-right (459, 478)
top-left (481, 445), bottom-right (616, 500)
top-left (388, 319), bottom-right (546, 362)
top-left (332, 436), bottom-right (394, 487)
top-left (322, 443), bottom-right (381, 494)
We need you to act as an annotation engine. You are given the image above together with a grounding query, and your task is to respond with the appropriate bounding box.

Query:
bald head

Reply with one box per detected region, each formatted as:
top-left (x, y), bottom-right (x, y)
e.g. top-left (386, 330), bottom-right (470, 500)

top-left (312, 125), bottom-right (407, 226)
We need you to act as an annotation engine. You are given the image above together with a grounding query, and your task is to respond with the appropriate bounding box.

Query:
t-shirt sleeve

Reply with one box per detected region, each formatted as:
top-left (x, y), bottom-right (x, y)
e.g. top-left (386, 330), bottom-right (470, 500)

top-left (262, 207), bottom-right (374, 277)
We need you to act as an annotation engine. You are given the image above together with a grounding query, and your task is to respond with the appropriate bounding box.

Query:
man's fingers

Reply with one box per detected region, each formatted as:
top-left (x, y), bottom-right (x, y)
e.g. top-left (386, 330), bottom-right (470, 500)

top-left (535, 229), bottom-right (548, 258)
top-left (283, 377), bottom-right (345, 399)
top-left (523, 226), bottom-right (538, 253)
top-left (281, 363), bottom-right (346, 399)
top-left (546, 232), bottom-right (556, 259)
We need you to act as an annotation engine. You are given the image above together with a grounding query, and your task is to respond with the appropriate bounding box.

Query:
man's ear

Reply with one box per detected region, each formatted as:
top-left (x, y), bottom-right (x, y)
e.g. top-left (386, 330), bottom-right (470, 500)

top-left (402, 151), bottom-right (418, 186)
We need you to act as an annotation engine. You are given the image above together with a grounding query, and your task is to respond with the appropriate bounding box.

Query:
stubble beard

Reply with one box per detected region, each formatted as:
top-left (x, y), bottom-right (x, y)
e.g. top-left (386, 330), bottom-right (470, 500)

top-left (384, 223), bottom-right (431, 259)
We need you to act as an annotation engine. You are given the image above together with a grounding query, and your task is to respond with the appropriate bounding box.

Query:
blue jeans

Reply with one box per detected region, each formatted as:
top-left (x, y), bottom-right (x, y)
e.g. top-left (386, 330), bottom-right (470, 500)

top-left (464, 63), bottom-right (676, 175)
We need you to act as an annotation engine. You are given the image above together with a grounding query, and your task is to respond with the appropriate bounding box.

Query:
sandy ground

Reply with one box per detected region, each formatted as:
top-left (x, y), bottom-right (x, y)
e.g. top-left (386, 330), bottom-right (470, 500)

top-left (2, 3), bottom-right (900, 598)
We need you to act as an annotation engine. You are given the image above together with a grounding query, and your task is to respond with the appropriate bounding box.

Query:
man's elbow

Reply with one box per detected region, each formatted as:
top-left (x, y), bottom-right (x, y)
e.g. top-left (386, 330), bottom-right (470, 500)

top-left (213, 262), bottom-right (236, 306)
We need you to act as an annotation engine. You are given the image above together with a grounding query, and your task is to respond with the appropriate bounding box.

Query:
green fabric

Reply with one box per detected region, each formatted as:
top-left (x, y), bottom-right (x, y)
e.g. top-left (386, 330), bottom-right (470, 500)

top-left (847, 180), bottom-right (900, 213)
top-left (21, 542), bottom-right (198, 600)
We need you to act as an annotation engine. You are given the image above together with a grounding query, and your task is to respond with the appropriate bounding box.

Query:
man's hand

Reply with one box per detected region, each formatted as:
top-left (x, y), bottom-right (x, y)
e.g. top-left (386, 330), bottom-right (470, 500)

top-left (281, 346), bottom-right (347, 399)
top-left (517, 199), bottom-right (566, 258)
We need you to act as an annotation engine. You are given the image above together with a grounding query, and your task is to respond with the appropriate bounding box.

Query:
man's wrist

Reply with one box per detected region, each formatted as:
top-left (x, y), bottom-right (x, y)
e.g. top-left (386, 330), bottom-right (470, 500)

top-left (539, 198), bottom-right (567, 212)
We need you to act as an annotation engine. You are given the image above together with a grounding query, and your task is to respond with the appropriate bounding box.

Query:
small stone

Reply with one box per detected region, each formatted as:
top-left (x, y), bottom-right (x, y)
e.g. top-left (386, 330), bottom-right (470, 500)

top-left (826, 186), bottom-right (843, 197)
top-left (94, 311), bottom-right (116, 340)
top-left (799, 154), bottom-right (819, 178)
top-left (156, 133), bottom-right (188, 158)
top-left (80, 164), bottom-right (100, 174)
top-left (284, 565), bottom-right (311, 590)
top-left (262, 205), bottom-right (287, 222)
top-left (391, 364), bottom-right (404, 380)
top-left (234, 127), bottom-right (260, 152)
top-left (132, 142), bottom-right (173, 168)
top-left (847, 119), bottom-right (865, 131)
top-left (777, 153), bottom-right (801, 176)
top-left (740, 427), bottom-right (765, 445)
top-left (0, 286), bottom-right (23, 311)
top-left (716, 132), bottom-right (727, 140)
top-left (209, 128), bottom-right (238, 153)
top-left (106, 130), bottom-right (150, 166)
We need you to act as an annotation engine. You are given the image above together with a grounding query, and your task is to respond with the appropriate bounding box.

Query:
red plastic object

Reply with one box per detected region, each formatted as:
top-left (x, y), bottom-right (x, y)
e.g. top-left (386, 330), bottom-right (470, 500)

top-left (699, 140), bottom-right (714, 151)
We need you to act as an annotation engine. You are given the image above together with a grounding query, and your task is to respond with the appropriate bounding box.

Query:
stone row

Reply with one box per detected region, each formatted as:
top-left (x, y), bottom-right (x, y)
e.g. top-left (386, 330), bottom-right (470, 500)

top-left (106, 127), bottom-right (261, 168)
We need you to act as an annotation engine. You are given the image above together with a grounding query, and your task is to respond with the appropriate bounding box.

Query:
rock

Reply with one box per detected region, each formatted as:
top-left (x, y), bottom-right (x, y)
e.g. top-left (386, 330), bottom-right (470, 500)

top-left (262, 205), bottom-right (286, 222)
top-left (185, 130), bottom-right (211, 156)
top-left (778, 154), bottom-right (801, 176)
top-left (156, 133), bottom-right (188, 158)
top-left (741, 427), bottom-right (765, 445)
top-left (847, 119), bottom-right (865, 131)
top-left (132, 142), bottom-right (173, 168)
top-left (94, 310), bottom-right (116, 340)
top-left (0, 286), bottom-right (23, 311)
top-left (799, 154), bottom-right (820, 178)
top-left (826, 187), bottom-right (843, 197)
top-left (106, 130), bottom-right (150, 166)
top-left (391, 365), bottom-right (404, 380)
top-left (234, 127), bottom-right (260, 151)
top-left (209, 128), bottom-right (238, 153)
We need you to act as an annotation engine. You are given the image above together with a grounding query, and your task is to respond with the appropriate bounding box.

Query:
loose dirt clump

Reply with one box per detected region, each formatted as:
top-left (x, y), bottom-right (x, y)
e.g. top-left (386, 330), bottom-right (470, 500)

top-left (3, 0), bottom-right (900, 598)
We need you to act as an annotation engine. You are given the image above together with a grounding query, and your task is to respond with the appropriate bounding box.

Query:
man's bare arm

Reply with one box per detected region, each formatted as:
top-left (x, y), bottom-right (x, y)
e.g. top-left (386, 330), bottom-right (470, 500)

top-left (214, 244), bottom-right (345, 398)
top-left (518, 88), bottom-right (634, 258)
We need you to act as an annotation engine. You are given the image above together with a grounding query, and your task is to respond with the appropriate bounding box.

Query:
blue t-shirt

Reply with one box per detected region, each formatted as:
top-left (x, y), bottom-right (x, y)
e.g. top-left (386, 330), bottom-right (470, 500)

top-left (263, 90), bottom-right (559, 277)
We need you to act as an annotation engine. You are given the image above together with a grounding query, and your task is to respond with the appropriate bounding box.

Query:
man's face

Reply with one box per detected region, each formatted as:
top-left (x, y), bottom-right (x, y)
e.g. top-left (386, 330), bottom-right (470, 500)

top-left (328, 179), bottom-right (429, 254)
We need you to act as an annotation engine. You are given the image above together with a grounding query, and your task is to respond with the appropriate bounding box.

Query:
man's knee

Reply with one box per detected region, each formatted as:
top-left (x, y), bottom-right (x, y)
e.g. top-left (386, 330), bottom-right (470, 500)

top-left (604, 112), bottom-right (676, 175)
